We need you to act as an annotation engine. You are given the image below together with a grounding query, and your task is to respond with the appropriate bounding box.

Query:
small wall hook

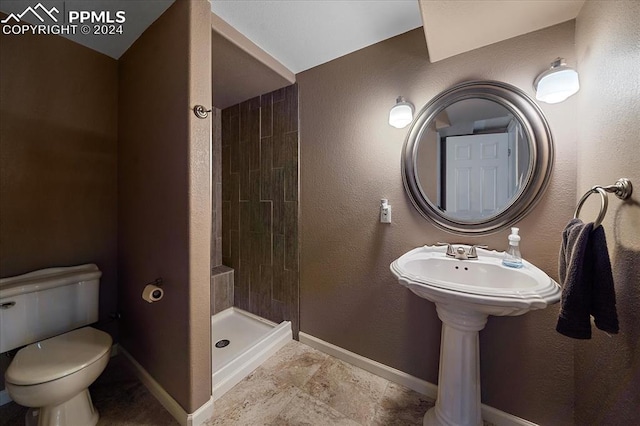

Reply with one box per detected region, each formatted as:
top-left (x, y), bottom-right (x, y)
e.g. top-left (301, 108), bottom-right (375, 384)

top-left (193, 105), bottom-right (212, 119)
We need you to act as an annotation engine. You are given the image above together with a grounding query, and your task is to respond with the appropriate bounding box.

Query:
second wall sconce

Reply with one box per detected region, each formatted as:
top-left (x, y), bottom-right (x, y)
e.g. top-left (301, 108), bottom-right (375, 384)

top-left (389, 96), bottom-right (414, 128)
top-left (534, 57), bottom-right (580, 104)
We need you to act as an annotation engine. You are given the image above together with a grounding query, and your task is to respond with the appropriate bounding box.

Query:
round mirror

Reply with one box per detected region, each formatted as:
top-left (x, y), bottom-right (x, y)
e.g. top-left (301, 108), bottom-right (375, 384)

top-left (402, 80), bottom-right (554, 235)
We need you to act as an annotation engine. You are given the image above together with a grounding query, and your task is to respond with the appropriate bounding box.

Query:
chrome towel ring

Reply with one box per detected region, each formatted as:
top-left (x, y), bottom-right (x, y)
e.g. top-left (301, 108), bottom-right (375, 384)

top-left (574, 187), bottom-right (608, 228)
top-left (574, 178), bottom-right (633, 228)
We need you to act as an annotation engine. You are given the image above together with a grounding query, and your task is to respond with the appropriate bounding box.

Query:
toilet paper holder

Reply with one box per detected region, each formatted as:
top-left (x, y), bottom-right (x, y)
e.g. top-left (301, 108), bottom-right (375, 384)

top-left (142, 278), bottom-right (164, 303)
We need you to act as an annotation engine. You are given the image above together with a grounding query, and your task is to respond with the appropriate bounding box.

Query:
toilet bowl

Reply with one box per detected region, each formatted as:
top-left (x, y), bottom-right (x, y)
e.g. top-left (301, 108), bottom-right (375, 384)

top-left (6, 327), bottom-right (112, 426)
top-left (5, 328), bottom-right (112, 426)
top-left (0, 264), bottom-right (111, 426)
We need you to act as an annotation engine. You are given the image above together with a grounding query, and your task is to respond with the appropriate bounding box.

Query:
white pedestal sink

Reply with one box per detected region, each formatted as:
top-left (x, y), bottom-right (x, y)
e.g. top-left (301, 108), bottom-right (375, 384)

top-left (390, 245), bottom-right (561, 426)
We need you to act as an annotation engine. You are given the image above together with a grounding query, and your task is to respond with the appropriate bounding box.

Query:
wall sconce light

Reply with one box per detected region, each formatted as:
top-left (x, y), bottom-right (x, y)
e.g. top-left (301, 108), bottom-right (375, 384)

top-left (389, 96), bottom-right (414, 128)
top-left (534, 57), bottom-right (580, 104)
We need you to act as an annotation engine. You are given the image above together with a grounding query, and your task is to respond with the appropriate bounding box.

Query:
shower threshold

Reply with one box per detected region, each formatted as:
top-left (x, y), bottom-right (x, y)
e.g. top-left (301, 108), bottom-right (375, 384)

top-left (211, 307), bottom-right (292, 401)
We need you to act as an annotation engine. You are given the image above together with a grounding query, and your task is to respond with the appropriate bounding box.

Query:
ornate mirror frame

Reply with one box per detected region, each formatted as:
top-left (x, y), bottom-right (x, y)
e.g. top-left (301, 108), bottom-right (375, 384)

top-left (402, 80), bottom-right (554, 235)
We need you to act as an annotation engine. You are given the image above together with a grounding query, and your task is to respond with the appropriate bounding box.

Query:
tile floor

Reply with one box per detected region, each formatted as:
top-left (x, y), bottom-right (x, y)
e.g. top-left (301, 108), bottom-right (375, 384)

top-left (206, 341), bottom-right (434, 425)
top-left (0, 340), bottom-right (494, 425)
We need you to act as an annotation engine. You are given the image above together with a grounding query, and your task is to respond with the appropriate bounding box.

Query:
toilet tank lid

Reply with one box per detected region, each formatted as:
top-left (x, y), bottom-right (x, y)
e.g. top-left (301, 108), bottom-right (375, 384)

top-left (0, 264), bottom-right (101, 299)
top-left (5, 327), bottom-right (112, 386)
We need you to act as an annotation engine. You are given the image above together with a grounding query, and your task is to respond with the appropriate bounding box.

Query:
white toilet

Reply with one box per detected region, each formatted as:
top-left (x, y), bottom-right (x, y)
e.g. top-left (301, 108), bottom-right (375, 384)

top-left (0, 264), bottom-right (112, 426)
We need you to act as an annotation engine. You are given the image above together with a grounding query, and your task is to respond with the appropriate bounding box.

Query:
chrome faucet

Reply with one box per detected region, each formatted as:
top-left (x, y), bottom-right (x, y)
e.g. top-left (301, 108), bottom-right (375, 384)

top-left (437, 243), bottom-right (488, 260)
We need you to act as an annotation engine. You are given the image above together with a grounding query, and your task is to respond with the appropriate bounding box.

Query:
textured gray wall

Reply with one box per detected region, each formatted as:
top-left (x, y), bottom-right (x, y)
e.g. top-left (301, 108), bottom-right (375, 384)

top-left (574, 1), bottom-right (640, 424)
top-left (298, 23), bottom-right (578, 425)
top-left (0, 22), bottom-right (118, 391)
top-left (118, 0), bottom-right (211, 412)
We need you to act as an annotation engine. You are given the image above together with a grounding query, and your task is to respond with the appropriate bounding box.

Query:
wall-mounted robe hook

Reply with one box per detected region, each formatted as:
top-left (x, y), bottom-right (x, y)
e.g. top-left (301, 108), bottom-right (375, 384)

top-left (193, 105), bottom-right (212, 119)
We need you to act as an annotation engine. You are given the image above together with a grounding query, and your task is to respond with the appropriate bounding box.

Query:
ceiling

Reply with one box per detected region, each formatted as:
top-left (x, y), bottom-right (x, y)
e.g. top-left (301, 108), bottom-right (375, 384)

top-left (211, 0), bottom-right (585, 73)
top-left (419, 0), bottom-right (586, 62)
top-left (210, 0), bottom-right (423, 74)
top-left (1, 0), bottom-right (586, 71)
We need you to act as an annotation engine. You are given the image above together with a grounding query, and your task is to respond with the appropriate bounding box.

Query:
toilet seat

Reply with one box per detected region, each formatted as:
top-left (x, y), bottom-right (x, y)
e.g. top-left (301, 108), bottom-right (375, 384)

top-left (6, 327), bottom-right (112, 386)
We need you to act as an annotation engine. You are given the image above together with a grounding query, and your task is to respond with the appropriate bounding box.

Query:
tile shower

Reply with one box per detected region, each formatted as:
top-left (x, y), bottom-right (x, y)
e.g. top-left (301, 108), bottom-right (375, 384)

top-left (209, 84), bottom-right (300, 400)
top-left (219, 84), bottom-right (300, 335)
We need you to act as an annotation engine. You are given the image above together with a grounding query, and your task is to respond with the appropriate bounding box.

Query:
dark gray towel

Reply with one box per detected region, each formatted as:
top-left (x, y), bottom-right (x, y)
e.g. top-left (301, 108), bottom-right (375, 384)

top-left (556, 218), bottom-right (619, 339)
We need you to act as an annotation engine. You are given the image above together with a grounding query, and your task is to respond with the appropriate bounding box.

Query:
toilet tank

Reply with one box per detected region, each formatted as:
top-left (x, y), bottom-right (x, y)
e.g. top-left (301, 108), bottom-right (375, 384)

top-left (0, 264), bottom-right (101, 353)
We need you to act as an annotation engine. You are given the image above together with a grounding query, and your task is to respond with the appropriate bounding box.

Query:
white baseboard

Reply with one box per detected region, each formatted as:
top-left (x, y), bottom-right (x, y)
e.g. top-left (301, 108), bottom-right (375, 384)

top-left (299, 332), bottom-right (538, 426)
top-left (119, 346), bottom-right (214, 426)
top-left (481, 404), bottom-right (539, 426)
top-left (188, 396), bottom-right (215, 426)
top-left (299, 332), bottom-right (438, 399)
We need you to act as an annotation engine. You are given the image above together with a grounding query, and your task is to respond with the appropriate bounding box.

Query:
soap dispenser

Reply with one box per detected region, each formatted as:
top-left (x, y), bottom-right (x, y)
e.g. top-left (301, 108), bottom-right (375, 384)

top-left (502, 227), bottom-right (523, 268)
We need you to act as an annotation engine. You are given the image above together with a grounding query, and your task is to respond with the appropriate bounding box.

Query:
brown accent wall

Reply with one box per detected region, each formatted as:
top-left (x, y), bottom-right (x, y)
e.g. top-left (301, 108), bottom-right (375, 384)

top-left (0, 23), bottom-right (118, 389)
top-left (574, 1), bottom-right (640, 424)
top-left (298, 24), bottom-right (578, 425)
top-left (117, 0), bottom-right (211, 413)
top-left (222, 85), bottom-right (300, 336)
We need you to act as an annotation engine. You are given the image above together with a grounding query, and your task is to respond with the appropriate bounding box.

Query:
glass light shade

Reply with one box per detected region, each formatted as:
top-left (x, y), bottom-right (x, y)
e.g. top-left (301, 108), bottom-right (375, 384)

top-left (534, 59), bottom-right (580, 104)
top-left (389, 97), bottom-right (414, 128)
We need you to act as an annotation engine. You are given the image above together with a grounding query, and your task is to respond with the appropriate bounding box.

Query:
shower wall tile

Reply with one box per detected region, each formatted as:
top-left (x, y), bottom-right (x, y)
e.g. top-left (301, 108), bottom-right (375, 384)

top-left (221, 84), bottom-right (299, 337)
top-left (229, 176), bottom-right (240, 229)
top-left (212, 108), bottom-right (223, 268)
top-left (221, 202), bottom-right (230, 259)
top-left (285, 84), bottom-right (298, 133)
top-left (261, 93), bottom-right (273, 137)
top-left (272, 168), bottom-right (285, 235)
top-left (272, 87), bottom-right (285, 102)
top-left (249, 170), bottom-right (260, 202)
top-left (222, 149), bottom-right (231, 202)
top-left (284, 201), bottom-right (298, 272)
top-left (284, 133), bottom-right (299, 202)
top-left (229, 118), bottom-right (240, 174)
top-left (260, 137), bottom-right (273, 200)
top-left (272, 234), bottom-right (286, 301)
top-left (234, 268), bottom-right (250, 312)
top-left (249, 102), bottom-right (261, 172)
top-left (211, 265), bottom-right (234, 315)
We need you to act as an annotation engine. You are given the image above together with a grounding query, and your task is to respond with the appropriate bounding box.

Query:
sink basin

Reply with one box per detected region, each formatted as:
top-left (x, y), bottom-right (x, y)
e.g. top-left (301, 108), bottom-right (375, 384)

top-left (391, 245), bottom-right (561, 316)
top-left (390, 245), bottom-right (561, 426)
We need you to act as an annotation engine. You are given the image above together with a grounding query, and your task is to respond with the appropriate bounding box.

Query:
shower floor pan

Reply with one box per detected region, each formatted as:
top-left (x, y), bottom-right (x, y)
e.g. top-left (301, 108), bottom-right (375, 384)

top-left (212, 307), bottom-right (292, 400)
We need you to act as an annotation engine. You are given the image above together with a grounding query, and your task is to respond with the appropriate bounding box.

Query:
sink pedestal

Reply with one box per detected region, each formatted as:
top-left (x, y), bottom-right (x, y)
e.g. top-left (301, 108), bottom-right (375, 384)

top-left (391, 245), bottom-right (562, 426)
top-left (425, 305), bottom-right (488, 426)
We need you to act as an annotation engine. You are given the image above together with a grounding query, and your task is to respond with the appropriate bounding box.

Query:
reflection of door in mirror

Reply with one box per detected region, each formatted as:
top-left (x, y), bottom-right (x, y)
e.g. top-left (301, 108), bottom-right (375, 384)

top-left (414, 95), bottom-right (534, 223)
top-left (442, 133), bottom-right (511, 220)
